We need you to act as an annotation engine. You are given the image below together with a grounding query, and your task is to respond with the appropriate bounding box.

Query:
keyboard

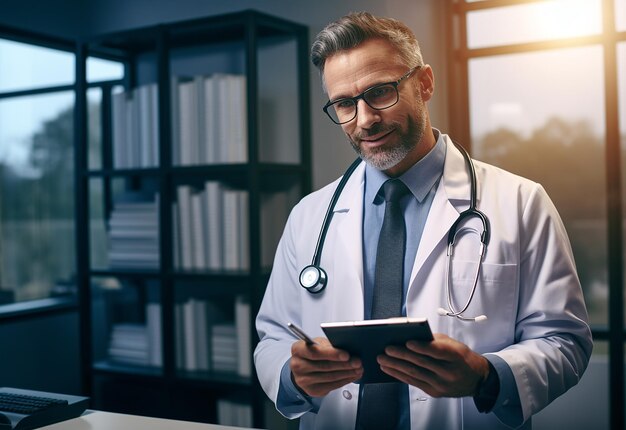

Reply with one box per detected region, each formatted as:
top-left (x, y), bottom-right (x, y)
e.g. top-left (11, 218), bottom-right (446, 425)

top-left (0, 388), bottom-right (89, 430)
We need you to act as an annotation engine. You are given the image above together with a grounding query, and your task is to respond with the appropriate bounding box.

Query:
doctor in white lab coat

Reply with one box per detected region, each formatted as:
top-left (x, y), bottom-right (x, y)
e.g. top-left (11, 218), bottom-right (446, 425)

top-left (254, 12), bottom-right (592, 430)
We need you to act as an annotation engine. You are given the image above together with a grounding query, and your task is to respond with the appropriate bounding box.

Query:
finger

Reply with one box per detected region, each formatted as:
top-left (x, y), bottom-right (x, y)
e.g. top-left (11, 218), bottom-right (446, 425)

top-left (378, 355), bottom-right (450, 397)
top-left (292, 338), bottom-right (351, 362)
top-left (292, 362), bottom-right (363, 397)
top-left (405, 335), bottom-right (463, 361)
top-left (291, 355), bottom-right (362, 374)
top-left (383, 345), bottom-right (444, 375)
top-left (296, 366), bottom-right (363, 387)
top-left (379, 364), bottom-right (443, 398)
top-left (378, 353), bottom-right (437, 384)
top-left (300, 371), bottom-right (364, 397)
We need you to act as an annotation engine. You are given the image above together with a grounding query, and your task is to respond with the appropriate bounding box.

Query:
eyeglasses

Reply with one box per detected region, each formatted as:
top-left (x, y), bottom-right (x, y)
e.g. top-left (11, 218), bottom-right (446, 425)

top-left (322, 66), bottom-right (419, 125)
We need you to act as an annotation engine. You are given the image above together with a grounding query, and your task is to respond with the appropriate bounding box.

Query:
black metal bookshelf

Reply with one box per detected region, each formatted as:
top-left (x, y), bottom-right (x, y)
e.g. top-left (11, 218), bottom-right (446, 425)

top-left (74, 10), bottom-right (311, 427)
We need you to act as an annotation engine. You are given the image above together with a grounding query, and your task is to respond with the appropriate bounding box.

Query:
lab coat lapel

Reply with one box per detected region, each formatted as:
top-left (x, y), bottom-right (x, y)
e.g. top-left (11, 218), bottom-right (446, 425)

top-left (409, 137), bottom-right (472, 285)
top-left (330, 163), bottom-right (366, 310)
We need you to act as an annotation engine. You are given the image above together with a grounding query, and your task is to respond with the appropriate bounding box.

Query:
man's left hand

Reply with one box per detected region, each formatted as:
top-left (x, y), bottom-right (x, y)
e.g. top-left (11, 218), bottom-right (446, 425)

top-left (377, 332), bottom-right (490, 398)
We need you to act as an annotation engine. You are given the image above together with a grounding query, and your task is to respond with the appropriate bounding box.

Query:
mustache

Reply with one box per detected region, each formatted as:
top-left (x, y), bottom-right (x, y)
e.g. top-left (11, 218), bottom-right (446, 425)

top-left (351, 123), bottom-right (396, 141)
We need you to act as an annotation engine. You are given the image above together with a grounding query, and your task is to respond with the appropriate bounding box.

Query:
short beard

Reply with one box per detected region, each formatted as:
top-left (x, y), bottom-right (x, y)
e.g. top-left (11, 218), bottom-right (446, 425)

top-left (347, 108), bottom-right (427, 172)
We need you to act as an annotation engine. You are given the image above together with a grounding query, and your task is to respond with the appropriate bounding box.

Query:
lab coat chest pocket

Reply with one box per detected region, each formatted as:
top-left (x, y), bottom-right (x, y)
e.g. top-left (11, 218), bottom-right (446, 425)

top-left (448, 261), bottom-right (518, 352)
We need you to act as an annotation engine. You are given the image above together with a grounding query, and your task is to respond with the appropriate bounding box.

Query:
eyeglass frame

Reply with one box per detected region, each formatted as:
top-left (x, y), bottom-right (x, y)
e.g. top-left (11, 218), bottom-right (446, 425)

top-left (322, 66), bottom-right (420, 125)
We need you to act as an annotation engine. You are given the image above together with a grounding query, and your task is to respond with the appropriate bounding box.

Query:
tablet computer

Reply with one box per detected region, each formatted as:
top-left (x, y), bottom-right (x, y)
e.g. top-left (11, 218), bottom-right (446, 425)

top-left (321, 317), bottom-right (432, 384)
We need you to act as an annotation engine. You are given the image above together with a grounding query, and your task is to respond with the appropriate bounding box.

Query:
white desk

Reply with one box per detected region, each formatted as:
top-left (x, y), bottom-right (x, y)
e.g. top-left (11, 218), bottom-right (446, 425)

top-left (39, 411), bottom-right (262, 430)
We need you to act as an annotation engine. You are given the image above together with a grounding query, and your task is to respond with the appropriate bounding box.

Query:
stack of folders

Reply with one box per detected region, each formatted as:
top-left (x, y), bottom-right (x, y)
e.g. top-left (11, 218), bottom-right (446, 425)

top-left (107, 192), bottom-right (160, 270)
top-left (107, 323), bottom-right (149, 366)
top-left (211, 324), bottom-right (238, 373)
top-left (175, 295), bottom-right (251, 377)
top-left (107, 302), bottom-right (162, 367)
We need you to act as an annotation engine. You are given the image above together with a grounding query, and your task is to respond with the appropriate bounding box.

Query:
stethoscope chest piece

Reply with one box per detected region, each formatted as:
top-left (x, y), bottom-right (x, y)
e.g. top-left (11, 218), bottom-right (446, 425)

top-left (300, 265), bottom-right (327, 293)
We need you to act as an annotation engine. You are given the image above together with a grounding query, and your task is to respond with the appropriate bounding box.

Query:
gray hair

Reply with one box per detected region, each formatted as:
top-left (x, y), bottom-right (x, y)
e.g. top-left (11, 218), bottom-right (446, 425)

top-left (311, 12), bottom-right (424, 76)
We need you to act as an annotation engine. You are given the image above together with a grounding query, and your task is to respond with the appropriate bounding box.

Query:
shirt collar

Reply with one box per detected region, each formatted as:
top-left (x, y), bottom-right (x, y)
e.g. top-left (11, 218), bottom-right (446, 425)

top-left (365, 129), bottom-right (446, 205)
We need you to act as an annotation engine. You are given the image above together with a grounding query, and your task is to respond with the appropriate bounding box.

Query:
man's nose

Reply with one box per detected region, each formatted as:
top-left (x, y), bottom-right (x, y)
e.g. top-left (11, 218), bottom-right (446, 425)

top-left (355, 99), bottom-right (381, 129)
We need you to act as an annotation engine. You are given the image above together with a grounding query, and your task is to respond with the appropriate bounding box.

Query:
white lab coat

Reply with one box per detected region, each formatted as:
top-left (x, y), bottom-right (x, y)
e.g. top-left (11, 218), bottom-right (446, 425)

top-left (254, 134), bottom-right (592, 429)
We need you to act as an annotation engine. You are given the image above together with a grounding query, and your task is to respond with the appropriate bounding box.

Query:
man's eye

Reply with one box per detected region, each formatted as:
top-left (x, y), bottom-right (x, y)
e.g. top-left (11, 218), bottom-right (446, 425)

top-left (368, 85), bottom-right (393, 98)
top-left (335, 100), bottom-right (354, 110)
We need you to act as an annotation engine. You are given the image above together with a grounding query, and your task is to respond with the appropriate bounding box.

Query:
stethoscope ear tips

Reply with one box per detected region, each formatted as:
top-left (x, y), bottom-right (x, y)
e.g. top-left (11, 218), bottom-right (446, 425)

top-left (299, 265), bottom-right (328, 294)
top-left (437, 307), bottom-right (449, 316)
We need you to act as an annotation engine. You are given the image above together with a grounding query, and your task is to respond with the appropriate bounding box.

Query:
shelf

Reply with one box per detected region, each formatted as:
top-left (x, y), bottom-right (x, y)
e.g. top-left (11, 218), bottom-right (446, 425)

top-left (86, 11), bottom-right (304, 56)
top-left (86, 167), bottom-right (162, 178)
top-left (90, 269), bottom-right (161, 278)
top-left (169, 269), bottom-right (266, 279)
top-left (93, 360), bottom-right (163, 378)
top-left (87, 163), bottom-right (306, 176)
top-left (93, 360), bottom-right (252, 387)
top-left (76, 10), bottom-right (311, 428)
top-left (86, 164), bottom-right (307, 192)
top-left (176, 369), bottom-right (252, 387)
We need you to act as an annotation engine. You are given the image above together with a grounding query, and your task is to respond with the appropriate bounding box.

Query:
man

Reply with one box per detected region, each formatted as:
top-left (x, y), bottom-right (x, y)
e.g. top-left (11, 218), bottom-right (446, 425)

top-left (254, 12), bottom-right (592, 430)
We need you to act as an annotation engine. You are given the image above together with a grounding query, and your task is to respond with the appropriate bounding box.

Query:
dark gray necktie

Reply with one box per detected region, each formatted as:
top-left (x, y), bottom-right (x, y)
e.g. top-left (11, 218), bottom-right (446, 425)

top-left (356, 179), bottom-right (408, 430)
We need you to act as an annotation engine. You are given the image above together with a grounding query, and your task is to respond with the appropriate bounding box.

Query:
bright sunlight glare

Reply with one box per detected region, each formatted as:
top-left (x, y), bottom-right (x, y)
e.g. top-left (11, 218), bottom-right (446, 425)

top-left (534, 0), bottom-right (601, 40)
top-left (467, 0), bottom-right (601, 49)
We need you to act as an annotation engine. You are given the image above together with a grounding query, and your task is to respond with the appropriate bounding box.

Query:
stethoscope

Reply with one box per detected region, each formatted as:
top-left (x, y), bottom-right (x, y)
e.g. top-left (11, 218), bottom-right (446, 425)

top-left (299, 140), bottom-right (491, 322)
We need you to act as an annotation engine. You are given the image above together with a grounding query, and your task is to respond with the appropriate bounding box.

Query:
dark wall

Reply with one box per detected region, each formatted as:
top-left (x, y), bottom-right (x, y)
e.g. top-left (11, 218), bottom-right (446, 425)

top-left (0, 0), bottom-right (85, 40)
top-left (0, 310), bottom-right (81, 395)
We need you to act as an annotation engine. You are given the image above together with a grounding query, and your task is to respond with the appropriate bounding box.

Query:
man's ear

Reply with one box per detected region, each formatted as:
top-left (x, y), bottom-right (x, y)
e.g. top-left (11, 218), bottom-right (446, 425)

top-left (419, 65), bottom-right (435, 102)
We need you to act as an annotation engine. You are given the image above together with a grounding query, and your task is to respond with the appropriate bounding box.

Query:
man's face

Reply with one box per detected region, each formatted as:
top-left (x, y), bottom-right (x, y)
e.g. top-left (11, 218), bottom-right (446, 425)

top-left (323, 38), bottom-right (433, 177)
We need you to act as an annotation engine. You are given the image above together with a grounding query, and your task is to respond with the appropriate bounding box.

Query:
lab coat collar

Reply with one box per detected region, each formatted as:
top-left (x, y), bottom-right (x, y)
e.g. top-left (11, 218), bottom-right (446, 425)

top-left (440, 133), bottom-right (477, 204)
top-left (334, 161), bottom-right (366, 212)
top-left (408, 134), bottom-right (480, 287)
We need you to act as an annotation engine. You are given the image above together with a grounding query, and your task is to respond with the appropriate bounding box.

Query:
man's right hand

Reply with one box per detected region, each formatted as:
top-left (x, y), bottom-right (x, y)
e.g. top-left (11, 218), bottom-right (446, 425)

top-left (290, 337), bottom-right (363, 397)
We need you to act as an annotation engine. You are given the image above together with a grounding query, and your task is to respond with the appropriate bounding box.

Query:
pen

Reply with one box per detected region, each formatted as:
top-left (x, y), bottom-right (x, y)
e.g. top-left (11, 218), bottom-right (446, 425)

top-left (287, 322), bottom-right (317, 345)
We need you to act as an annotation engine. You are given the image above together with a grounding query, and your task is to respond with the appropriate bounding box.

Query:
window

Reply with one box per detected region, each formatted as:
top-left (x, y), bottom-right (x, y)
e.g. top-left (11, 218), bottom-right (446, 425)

top-left (0, 39), bottom-right (74, 92)
top-left (617, 0), bottom-right (626, 32)
top-left (448, 0), bottom-right (626, 427)
top-left (0, 38), bottom-right (76, 305)
top-left (0, 32), bottom-right (123, 307)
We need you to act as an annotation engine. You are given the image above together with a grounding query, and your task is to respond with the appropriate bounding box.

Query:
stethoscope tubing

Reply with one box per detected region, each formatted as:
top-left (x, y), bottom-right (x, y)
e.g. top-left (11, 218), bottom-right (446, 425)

top-left (311, 157), bottom-right (362, 267)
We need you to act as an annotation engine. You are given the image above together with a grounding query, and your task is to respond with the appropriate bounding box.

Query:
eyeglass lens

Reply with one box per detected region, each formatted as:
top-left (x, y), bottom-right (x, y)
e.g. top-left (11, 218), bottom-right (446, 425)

top-left (327, 83), bottom-right (399, 124)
